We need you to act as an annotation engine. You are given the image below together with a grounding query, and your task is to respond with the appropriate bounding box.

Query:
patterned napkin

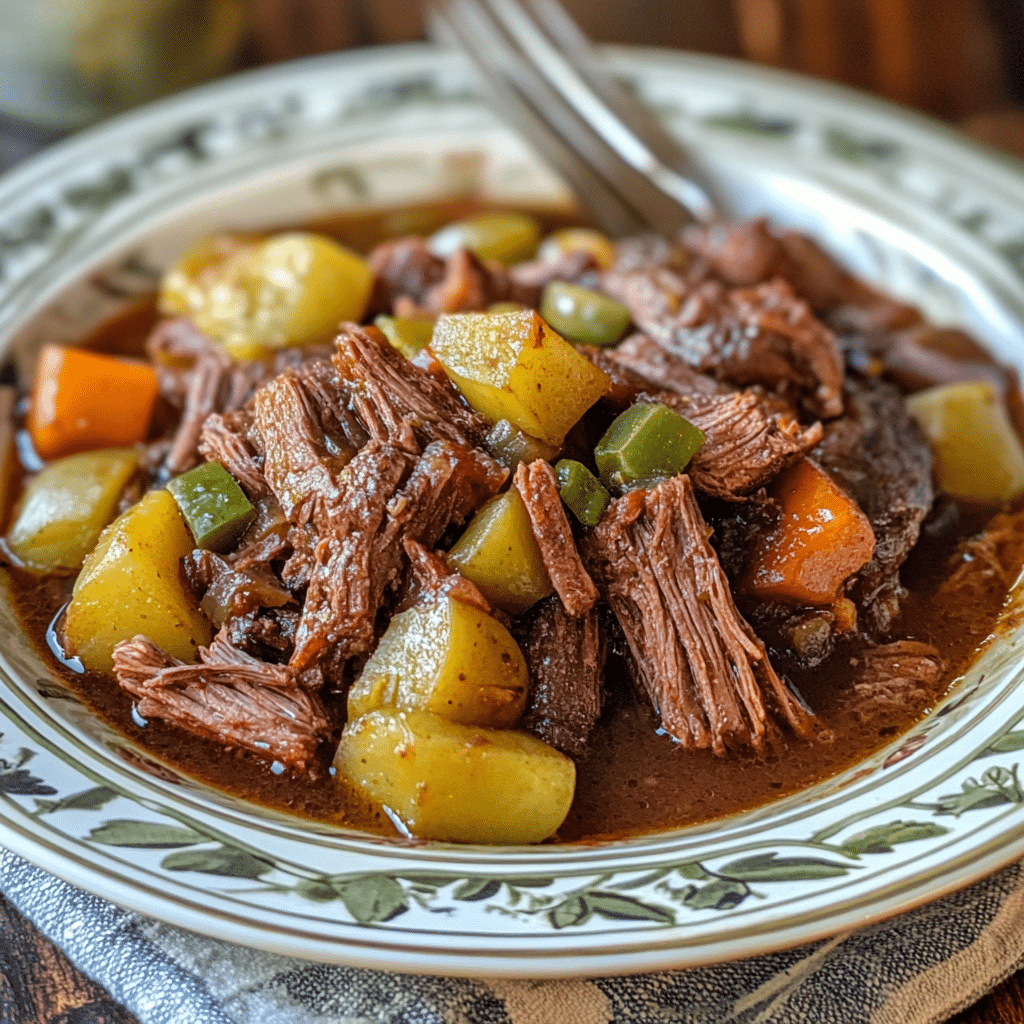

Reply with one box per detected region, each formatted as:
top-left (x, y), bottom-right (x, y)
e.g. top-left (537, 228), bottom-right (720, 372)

top-left (3, 848), bottom-right (1024, 1024)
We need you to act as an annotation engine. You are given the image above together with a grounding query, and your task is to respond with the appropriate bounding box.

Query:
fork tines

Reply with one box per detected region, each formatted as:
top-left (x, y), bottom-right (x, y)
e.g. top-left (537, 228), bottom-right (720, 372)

top-left (426, 0), bottom-right (719, 236)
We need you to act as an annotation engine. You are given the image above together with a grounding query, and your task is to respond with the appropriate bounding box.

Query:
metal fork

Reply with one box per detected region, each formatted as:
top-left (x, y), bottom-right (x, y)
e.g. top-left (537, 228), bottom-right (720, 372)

top-left (425, 0), bottom-right (722, 236)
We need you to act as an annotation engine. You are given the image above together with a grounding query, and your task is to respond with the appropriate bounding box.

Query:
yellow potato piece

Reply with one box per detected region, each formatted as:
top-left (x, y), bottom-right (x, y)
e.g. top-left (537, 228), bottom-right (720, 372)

top-left (336, 709), bottom-right (576, 844)
top-left (348, 594), bottom-right (529, 728)
top-left (163, 231), bottom-right (373, 361)
top-left (6, 448), bottom-right (139, 573)
top-left (64, 489), bottom-right (212, 672)
top-left (157, 232), bottom-right (258, 328)
top-left (431, 310), bottom-right (611, 447)
top-left (446, 489), bottom-right (552, 615)
top-left (907, 381), bottom-right (1024, 504)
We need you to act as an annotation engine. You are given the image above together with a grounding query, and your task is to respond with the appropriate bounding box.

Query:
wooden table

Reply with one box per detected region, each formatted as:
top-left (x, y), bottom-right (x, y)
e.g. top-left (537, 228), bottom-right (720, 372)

top-left (0, 883), bottom-right (1019, 1023)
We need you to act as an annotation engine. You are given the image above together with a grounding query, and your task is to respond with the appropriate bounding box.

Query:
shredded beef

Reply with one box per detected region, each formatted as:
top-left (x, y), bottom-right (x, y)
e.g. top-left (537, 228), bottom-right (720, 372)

top-left (581, 475), bottom-right (823, 753)
top-left (150, 314), bottom-right (335, 477)
top-left (398, 538), bottom-right (496, 618)
top-left (254, 388), bottom-right (502, 674)
top-left (183, 549), bottom-right (292, 626)
top-left (252, 370), bottom-right (350, 525)
top-left (514, 460), bottom-right (598, 616)
top-left (332, 324), bottom-right (493, 452)
top-left (417, 248), bottom-right (538, 315)
top-left (146, 316), bottom-right (219, 372)
top-left (508, 249), bottom-right (599, 290)
top-left (286, 442), bottom-right (414, 670)
top-left (839, 641), bottom-right (945, 724)
top-left (684, 219), bottom-right (920, 333)
top-left (199, 412), bottom-right (269, 500)
top-left (112, 633), bottom-right (331, 772)
top-left (521, 597), bottom-right (607, 757)
top-left (812, 376), bottom-right (934, 633)
top-left (368, 236), bottom-right (446, 312)
top-left (598, 335), bottom-right (822, 499)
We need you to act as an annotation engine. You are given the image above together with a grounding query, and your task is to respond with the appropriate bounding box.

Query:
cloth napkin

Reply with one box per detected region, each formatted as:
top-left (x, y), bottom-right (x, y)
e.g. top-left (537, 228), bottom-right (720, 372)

top-left (3, 849), bottom-right (1024, 1024)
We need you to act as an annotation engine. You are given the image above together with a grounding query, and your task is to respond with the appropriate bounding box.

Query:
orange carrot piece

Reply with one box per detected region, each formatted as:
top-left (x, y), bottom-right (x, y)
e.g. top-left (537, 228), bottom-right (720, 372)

top-left (28, 344), bottom-right (159, 460)
top-left (742, 458), bottom-right (875, 606)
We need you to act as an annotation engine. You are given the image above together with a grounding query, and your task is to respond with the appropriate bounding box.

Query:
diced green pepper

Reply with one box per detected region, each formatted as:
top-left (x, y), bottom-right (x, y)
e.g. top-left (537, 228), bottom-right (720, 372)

top-left (429, 212), bottom-right (541, 266)
top-left (485, 419), bottom-right (560, 474)
top-left (374, 314), bottom-right (435, 360)
top-left (167, 461), bottom-right (256, 552)
top-left (540, 281), bottom-right (631, 347)
top-left (595, 402), bottom-right (705, 491)
top-left (555, 459), bottom-right (610, 526)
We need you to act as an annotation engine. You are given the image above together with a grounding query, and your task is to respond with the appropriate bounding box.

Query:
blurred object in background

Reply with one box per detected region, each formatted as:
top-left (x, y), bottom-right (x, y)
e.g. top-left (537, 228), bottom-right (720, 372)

top-left (1, 0), bottom-right (1022, 166)
top-left (730, 0), bottom-right (1006, 120)
top-left (246, 0), bottom-right (1013, 125)
top-left (0, 0), bottom-right (246, 132)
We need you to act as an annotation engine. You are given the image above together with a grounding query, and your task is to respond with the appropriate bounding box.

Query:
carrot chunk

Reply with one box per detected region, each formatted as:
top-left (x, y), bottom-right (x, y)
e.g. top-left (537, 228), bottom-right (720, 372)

top-left (742, 458), bottom-right (875, 606)
top-left (28, 344), bottom-right (159, 460)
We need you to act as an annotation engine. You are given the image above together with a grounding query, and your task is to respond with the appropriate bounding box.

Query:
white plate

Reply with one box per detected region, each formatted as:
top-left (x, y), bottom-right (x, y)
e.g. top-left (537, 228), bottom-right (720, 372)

top-left (2, 43), bottom-right (1024, 978)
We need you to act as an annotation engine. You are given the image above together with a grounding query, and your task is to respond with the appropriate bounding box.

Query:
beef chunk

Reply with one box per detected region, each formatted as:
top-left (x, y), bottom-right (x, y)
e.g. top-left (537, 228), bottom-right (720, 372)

top-left (581, 475), bottom-right (822, 753)
top-left (508, 249), bottom-right (599, 290)
top-left (151, 320), bottom-right (335, 477)
top-left (398, 538), bottom-right (495, 617)
top-left (416, 249), bottom-right (538, 315)
top-left (286, 442), bottom-right (414, 671)
top-left (252, 369), bottom-right (352, 525)
top-left (812, 376), bottom-right (934, 633)
top-left (368, 236), bottom-right (446, 312)
top-left (332, 324), bottom-right (493, 452)
top-left (112, 633), bottom-right (331, 772)
top-left (601, 335), bottom-right (822, 500)
top-left (638, 279), bottom-right (843, 419)
top-left (183, 549), bottom-right (292, 626)
top-left (146, 316), bottom-right (218, 368)
top-left (521, 597), bottom-right (607, 756)
top-left (839, 641), bottom-right (945, 724)
top-left (514, 460), bottom-right (598, 616)
top-left (684, 218), bottom-right (920, 333)
top-left (607, 332), bottom-right (732, 399)
top-left (199, 411), bottom-right (269, 500)
top-left (264, 429), bottom-right (501, 674)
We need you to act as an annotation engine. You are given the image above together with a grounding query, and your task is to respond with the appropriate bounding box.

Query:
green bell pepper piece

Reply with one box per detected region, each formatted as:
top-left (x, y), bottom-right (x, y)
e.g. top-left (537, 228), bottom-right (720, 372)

top-left (167, 461), bottom-right (256, 552)
top-left (594, 403), bottom-right (705, 491)
top-left (554, 459), bottom-right (609, 526)
top-left (540, 281), bottom-right (631, 347)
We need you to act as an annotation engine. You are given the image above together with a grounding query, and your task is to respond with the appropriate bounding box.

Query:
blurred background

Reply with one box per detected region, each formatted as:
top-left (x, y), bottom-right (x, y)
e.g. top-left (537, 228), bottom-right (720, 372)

top-left (2, 0), bottom-right (1024, 170)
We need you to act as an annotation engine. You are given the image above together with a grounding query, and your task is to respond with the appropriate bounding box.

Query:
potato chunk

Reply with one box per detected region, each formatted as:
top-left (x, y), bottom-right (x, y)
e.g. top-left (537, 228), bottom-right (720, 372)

top-left (160, 231), bottom-right (373, 361)
top-left (907, 381), bottom-right (1024, 504)
top-left (347, 595), bottom-right (529, 728)
top-left (431, 310), bottom-right (611, 446)
top-left (336, 709), bottom-right (575, 844)
top-left (446, 489), bottom-right (553, 614)
top-left (6, 448), bottom-right (139, 573)
top-left (64, 489), bottom-right (212, 672)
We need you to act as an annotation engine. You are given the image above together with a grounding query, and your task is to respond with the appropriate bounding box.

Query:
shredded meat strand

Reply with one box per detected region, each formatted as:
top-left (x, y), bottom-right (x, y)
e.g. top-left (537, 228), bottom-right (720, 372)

top-left (582, 475), bottom-right (823, 753)
top-left (521, 597), bottom-right (607, 756)
top-left (514, 460), bottom-right (598, 616)
top-left (332, 323), bottom-right (492, 451)
top-left (112, 634), bottom-right (330, 772)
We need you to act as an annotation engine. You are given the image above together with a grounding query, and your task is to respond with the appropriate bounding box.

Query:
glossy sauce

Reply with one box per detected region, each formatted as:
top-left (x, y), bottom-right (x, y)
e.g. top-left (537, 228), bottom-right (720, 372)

top-left (4, 204), bottom-right (1024, 842)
